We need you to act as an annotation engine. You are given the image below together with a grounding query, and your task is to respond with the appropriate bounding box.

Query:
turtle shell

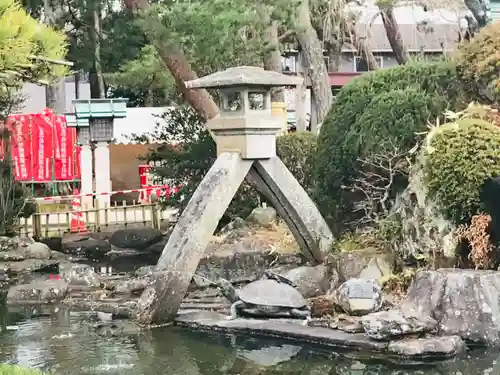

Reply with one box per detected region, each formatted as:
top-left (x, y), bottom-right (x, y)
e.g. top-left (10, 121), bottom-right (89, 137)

top-left (238, 279), bottom-right (306, 308)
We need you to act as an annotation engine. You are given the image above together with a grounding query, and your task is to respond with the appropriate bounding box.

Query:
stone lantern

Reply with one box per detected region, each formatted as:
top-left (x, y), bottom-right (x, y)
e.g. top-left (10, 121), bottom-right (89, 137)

top-left (134, 66), bottom-right (334, 326)
top-left (67, 98), bottom-right (128, 207)
top-left (185, 66), bottom-right (302, 159)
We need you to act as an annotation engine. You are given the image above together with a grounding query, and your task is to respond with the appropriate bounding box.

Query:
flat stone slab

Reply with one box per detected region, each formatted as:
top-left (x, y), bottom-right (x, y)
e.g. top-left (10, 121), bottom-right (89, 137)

top-left (174, 311), bottom-right (467, 362)
top-left (175, 311), bottom-right (387, 352)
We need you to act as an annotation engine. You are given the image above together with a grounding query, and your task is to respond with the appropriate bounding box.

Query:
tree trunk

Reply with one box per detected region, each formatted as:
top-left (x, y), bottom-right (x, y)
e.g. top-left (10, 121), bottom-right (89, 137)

top-left (259, 7), bottom-right (284, 102)
top-left (295, 76), bottom-right (307, 132)
top-left (348, 23), bottom-right (379, 70)
top-left (324, 41), bottom-right (341, 73)
top-left (43, 0), bottom-right (66, 113)
top-left (379, 7), bottom-right (409, 65)
top-left (295, 0), bottom-right (333, 129)
top-left (91, 6), bottom-right (105, 98)
top-left (464, 0), bottom-right (489, 28)
top-left (122, 0), bottom-right (219, 120)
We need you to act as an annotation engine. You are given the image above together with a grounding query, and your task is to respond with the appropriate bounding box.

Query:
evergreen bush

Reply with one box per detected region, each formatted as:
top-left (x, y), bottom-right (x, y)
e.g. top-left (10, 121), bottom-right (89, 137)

top-left (315, 60), bottom-right (464, 229)
top-left (455, 22), bottom-right (500, 104)
top-left (422, 118), bottom-right (500, 224)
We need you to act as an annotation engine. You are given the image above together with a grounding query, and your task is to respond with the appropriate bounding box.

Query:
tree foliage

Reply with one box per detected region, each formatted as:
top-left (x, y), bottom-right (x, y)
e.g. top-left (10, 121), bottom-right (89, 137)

top-left (455, 21), bottom-right (500, 104)
top-left (315, 60), bottom-right (464, 229)
top-left (106, 45), bottom-right (179, 106)
top-left (0, 0), bottom-right (65, 235)
top-left (0, 0), bottom-right (68, 87)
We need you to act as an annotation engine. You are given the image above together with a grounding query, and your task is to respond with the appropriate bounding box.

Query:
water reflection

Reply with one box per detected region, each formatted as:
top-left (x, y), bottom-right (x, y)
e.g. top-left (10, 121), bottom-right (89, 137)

top-left (0, 303), bottom-right (498, 375)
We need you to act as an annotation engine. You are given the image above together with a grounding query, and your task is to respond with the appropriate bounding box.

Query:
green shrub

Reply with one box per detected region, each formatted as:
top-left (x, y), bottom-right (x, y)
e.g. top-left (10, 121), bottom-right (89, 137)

top-left (276, 132), bottom-right (317, 193)
top-left (422, 118), bottom-right (500, 224)
top-left (454, 22), bottom-right (500, 104)
top-left (315, 60), bottom-right (465, 229)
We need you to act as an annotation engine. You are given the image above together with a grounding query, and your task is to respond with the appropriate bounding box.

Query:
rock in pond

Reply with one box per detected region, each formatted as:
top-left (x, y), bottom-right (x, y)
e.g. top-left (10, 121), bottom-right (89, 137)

top-left (283, 265), bottom-right (330, 298)
top-left (109, 227), bottom-right (163, 250)
top-left (387, 336), bottom-right (465, 360)
top-left (112, 276), bottom-right (150, 296)
top-left (361, 309), bottom-right (438, 340)
top-left (64, 238), bottom-right (111, 259)
top-left (2, 259), bottom-right (59, 274)
top-left (0, 240), bottom-right (51, 261)
top-left (22, 242), bottom-right (52, 259)
top-left (59, 262), bottom-right (101, 287)
top-left (404, 269), bottom-right (500, 346)
top-left (334, 278), bottom-right (382, 316)
top-left (7, 280), bottom-right (68, 304)
top-left (38, 236), bottom-right (63, 252)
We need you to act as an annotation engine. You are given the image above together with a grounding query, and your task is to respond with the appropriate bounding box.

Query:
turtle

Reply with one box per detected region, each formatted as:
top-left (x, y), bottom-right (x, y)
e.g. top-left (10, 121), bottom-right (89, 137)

top-left (216, 276), bottom-right (311, 325)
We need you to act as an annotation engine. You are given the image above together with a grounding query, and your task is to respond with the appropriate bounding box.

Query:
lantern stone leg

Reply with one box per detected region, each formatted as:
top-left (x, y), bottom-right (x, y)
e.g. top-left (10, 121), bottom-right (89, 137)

top-left (134, 66), bottom-right (334, 325)
top-left (135, 152), bottom-right (253, 325)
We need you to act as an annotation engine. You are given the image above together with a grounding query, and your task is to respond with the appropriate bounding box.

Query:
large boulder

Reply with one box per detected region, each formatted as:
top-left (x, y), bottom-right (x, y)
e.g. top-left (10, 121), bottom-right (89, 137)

top-left (283, 265), bottom-right (330, 298)
top-left (64, 238), bottom-right (111, 259)
top-left (109, 228), bottom-right (163, 250)
top-left (7, 280), bottom-right (69, 304)
top-left (361, 309), bottom-right (438, 340)
top-left (333, 278), bottom-right (382, 316)
top-left (404, 269), bottom-right (500, 346)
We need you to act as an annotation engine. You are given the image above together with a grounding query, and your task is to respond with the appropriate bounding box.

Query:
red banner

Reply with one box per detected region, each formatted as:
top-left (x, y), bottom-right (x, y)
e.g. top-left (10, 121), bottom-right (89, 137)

top-left (53, 115), bottom-right (68, 180)
top-left (1, 109), bottom-right (81, 182)
top-left (8, 115), bottom-right (32, 181)
top-left (31, 114), bottom-right (53, 182)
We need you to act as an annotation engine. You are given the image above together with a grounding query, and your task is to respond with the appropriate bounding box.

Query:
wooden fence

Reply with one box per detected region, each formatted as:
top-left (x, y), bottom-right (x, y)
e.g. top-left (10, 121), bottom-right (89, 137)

top-left (19, 200), bottom-right (176, 238)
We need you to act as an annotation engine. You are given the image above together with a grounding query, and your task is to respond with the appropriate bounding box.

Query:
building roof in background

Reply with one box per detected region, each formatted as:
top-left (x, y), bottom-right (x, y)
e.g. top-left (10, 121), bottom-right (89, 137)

top-left (348, 22), bottom-right (464, 52)
top-left (113, 107), bottom-right (174, 144)
top-left (343, 5), bottom-right (467, 52)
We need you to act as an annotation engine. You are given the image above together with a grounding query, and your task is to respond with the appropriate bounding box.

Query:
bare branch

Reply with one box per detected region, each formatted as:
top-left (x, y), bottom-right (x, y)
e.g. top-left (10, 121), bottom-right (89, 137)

top-left (344, 142), bottom-right (410, 226)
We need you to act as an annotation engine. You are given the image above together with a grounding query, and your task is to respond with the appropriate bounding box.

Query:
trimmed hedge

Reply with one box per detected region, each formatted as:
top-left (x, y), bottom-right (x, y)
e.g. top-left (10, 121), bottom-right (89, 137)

top-left (423, 118), bottom-right (500, 224)
top-left (315, 60), bottom-right (465, 228)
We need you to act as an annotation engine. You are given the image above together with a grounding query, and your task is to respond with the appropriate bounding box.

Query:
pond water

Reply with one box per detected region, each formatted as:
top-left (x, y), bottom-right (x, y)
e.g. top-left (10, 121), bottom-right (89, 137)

top-left (0, 303), bottom-right (498, 375)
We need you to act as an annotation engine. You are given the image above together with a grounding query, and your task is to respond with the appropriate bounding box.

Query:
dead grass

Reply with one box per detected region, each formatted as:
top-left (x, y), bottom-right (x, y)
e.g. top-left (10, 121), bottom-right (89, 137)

top-left (212, 220), bottom-right (299, 254)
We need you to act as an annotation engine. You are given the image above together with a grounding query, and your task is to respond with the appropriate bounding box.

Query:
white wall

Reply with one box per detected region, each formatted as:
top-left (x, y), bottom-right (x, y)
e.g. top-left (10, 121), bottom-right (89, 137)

top-left (16, 80), bottom-right (91, 114)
